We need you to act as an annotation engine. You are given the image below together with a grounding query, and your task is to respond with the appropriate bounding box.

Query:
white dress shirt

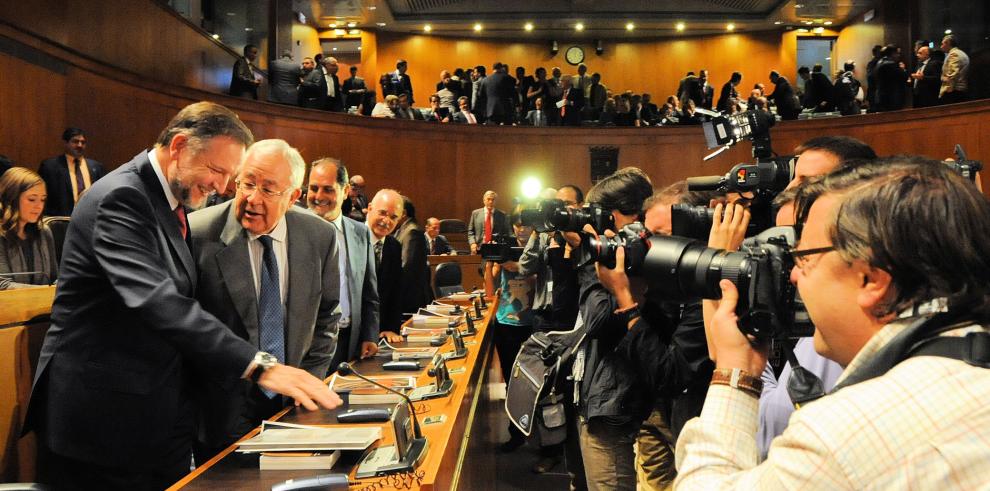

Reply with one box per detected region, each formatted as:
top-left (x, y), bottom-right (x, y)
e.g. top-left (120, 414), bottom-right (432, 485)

top-left (247, 216), bottom-right (289, 306)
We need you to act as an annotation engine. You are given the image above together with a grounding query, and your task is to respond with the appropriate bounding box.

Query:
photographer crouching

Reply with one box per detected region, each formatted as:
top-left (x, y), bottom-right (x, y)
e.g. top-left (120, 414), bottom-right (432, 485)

top-left (674, 158), bottom-right (990, 489)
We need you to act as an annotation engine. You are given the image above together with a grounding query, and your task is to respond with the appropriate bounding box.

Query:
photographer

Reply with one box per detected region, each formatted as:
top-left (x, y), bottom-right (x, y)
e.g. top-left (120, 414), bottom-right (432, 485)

top-left (675, 158), bottom-right (990, 488)
top-left (573, 168), bottom-right (654, 491)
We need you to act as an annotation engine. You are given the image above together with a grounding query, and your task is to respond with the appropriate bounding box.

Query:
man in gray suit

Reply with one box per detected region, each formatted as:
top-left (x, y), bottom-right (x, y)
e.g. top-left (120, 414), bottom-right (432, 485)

top-left (188, 139), bottom-right (341, 461)
top-left (467, 190), bottom-right (511, 254)
top-left (268, 49), bottom-right (302, 105)
top-left (306, 158), bottom-right (382, 370)
top-left (525, 97), bottom-right (550, 127)
top-left (299, 57), bottom-right (325, 109)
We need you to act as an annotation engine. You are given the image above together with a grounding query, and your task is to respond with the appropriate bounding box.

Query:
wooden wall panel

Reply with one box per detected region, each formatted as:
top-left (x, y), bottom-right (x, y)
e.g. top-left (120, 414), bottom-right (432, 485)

top-left (2, 23), bottom-right (988, 227)
top-left (374, 31), bottom-right (789, 106)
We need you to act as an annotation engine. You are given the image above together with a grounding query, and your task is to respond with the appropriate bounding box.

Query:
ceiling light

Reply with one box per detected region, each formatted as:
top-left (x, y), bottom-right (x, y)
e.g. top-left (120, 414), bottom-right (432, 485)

top-left (824, 20), bottom-right (833, 25)
top-left (774, 21), bottom-right (782, 25)
top-left (797, 28), bottom-right (809, 33)
top-left (211, 33), bottom-right (220, 39)
top-left (726, 23), bottom-right (735, 31)
top-left (675, 22), bottom-right (685, 32)
top-left (524, 22), bottom-right (534, 32)
top-left (575, 23), bottom-right (584, 32)
top-left (368, 5), bottom-right (376, 10)
top-left (347, 22), bottom-right (356, 28)
top-left (945, 28), bottom-right (952, 34)
top-left (334, 29), bottom-right (346, 35)
top-left (424, 24), bottom-right (432, 32)
top-left (474, 23), bottom-right (483, 32)
top-left (329, 23), bottom-right (337, 28)
top-left (626, 22), bottom-right (635, 31)
top-left (813, 27), bottom-right (825, 33)
top-left (332, 47), bottom-right (338, 51)
top-left (358, 46), bottom-right (362, 50)
top-left (804, 20), bottom-right (813, 25)
top-left (349, 29), bottom-right (359, 34)
top-left (376, 22), bottom-right (386, 27)
top-left (226, 12), bottom-right (236, 16)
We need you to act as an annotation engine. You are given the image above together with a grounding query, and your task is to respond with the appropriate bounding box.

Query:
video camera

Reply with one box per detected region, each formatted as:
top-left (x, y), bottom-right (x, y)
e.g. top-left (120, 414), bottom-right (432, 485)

top-left (479, 233), bottom-right (524, 263)
top-left (592, 224), bottom-right (812, 340)
top-left (519, 199), bottom-right (614, 234)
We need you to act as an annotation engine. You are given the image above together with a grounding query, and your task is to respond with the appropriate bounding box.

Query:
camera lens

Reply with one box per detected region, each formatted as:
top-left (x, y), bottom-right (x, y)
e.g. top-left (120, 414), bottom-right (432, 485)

top-left (641, 235), bottom-right (754, 304)
top-left (670, 204), bottom-right (715, 241)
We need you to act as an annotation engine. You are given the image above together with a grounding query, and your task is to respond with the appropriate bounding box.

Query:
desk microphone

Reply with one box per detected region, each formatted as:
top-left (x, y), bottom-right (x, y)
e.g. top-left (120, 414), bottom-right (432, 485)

top-left (337, 362), bottom-right (423, 440)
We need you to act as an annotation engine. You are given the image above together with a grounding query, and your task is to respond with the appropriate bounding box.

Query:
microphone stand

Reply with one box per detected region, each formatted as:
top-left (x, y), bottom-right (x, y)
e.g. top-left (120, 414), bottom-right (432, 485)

top-left (337, 362), bottom-right (428, 476)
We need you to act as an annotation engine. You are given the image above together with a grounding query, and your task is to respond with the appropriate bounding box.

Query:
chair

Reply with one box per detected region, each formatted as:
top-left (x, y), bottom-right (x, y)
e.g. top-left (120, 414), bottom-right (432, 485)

top-left (433, 262), bottom-right (462, 298)
top-left (438, 219), bottom-right (467, 234)
top-left (42, 216), bottom-right (70, 264)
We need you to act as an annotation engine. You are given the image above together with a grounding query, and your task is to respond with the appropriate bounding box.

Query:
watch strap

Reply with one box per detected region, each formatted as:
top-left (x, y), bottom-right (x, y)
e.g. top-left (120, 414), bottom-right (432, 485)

top-left (710, 368), bottom-right (763, 397)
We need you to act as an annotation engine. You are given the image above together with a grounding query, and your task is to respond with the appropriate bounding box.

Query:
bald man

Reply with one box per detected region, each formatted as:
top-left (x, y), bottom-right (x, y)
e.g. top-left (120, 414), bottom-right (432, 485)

top-left (345, 174), bottom-right (368, 222)
top-left (425, 217), bottom-right (452, 255)
top-left (366, 189), bottom-right (405, 340)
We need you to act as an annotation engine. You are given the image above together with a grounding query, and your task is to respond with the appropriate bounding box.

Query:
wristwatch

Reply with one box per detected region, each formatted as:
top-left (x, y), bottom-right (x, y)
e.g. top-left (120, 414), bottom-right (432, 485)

top-left (710, 368), bottom-right (763, 397)
top-left (249, 352), bottom-right (278, 383)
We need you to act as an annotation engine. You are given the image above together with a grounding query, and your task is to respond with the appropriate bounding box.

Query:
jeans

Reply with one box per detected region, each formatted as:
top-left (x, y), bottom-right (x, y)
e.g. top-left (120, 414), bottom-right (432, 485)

top-left (578, 417), bottom-right (638, 491)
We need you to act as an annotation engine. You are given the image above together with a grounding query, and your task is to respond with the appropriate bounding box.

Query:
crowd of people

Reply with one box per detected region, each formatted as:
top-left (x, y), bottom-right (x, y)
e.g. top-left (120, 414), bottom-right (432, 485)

top-left (4, 96), bottom-right (988, 491)
top-left (234, 34), bottom-right (972, 126)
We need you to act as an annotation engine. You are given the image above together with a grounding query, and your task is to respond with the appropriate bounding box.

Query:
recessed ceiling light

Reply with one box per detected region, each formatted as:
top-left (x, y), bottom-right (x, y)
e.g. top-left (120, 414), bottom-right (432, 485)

top-left (368, 5), bottom-right (376, 10)
top-left (332, 47), bottom-right (338, 51)
top-left (945, 28), bottom-right (952, 34)
top-left (524, 22), bottom-right (534, 32)
top-left (774, 21), bottom-right (782, 25)
top-left (675, 22), bottom-right (686, 32)
top-left (376, 22), bottom-right (386, 27)
top-left (726, 23), bottom-right (735, 31)
top-left (349, 29), bottom-right (359, 34)
top-left (424, 24), bottom-right (432, 32)
top-left (329, 23), bottom-right (337, 28)
top-left (626, 22), bottom-right (635, 31)
top-left (334, 29), bottom-right (346, 35)
top-left (358, 46), bottom-right (362, 50)
top-left (226, 12), bottom-right (236, 16)
top-left (824, 20), bottom-right (833, 25)
top-left (813, 27), bottom-right (824, 33)
top-left (244, 27), bottom-right (253, 31)
top-left (575, 22), bottom-right (584, 32)
top-left (804, 20), bottom-right (813, 25)
top-left (474, 23), bottom-right (483, 32)
top-left (347, 22), bottom-right (356, 28)
top-left (797, 28), bottom-right (809, 33)
top-left (211, 33), bottom-right (220, 39)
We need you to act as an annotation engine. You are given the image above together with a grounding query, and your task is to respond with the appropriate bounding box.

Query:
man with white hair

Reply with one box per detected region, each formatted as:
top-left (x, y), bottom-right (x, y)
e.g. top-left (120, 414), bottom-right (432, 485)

top-left (188, 139), bottom-right (342, 462)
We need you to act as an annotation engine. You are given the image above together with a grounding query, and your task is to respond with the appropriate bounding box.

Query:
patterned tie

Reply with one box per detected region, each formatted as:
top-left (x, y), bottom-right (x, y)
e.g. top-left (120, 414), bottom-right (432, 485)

top-left (334, 224), bottom-right (351, 329)
top-left (257, 235), bottom-right (285, 398)
top-left (73, 158), bottom-right (86, 201)
top-left (374, 240), bottom-right (383, 268)
top-left (174, 206), bottom-right (188, 240)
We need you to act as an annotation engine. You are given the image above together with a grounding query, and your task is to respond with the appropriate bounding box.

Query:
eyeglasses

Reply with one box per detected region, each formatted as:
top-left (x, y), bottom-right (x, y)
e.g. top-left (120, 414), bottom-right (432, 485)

top-left (235, 180), bottom-right (290, 200)
top-left (791, 245), bottom-right (836, 269)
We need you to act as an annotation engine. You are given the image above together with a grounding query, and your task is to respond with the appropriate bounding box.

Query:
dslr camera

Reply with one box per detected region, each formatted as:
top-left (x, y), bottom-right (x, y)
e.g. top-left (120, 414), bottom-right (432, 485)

top-left (520, 199), bottom-right (614, 234)
top-left (480, 233), bottom-right (525, 263)
top-left (946, 144), bottom-right (983, 182)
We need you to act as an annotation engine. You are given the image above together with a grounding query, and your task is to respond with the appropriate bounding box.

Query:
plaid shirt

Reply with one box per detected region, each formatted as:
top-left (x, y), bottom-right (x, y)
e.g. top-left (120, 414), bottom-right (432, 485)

top-left (674, 320), bottom-right (990, 490)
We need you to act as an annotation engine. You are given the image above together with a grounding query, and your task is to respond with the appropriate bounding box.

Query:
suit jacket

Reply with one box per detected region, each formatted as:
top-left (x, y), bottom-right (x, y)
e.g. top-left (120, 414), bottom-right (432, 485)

top-left (701, 84), bottom-right (715, 110)
top-left (525, 109), bottom-right (550, 127)
top-left (559, 88), bottom-right (585, 126)
top-left (940, 47), bottom-right (970, 97)
top-left (394, 219), bottom-right (433, 316)
top-left (913, 58), bottom-right (942, 108)
top-left (27, 150), bottom-right (258, 469)
top-left (335, 217), bottom-right (380, 359)
top-left (481, 72), bottom-right (516, 122)
top-left (804, 73), bottom-right (835, 111)
top-left (716, 82), bottom-right (738, 112)
top-left (230, 57), bottom-right (257, 99)
top-left (452, 110), bottom-right (478, 124)
top-left (874, 57), bottom-right (907, 112)
top-left (38, 155), bottom-right (107, 217)
top-left (375, 234), bottom-right (404, 332)
top-left (322, 70), bottom-right (344, 112)
top-left (342, 76), bottom-right (367, 109)
top-left (299, 68), bottom-right (325, 109)
top-left (268, 57), bottom-right (301, 105)
top-left (382, 71), bottom-right (414, 104)
top-left (187, 201), bottom-right (341, 447)
top-left (426, 233), bottom-right (452, 255)
top-left (467, 207), bottom-right (511, 246)
top-left (769, 77), bottom-right (800, 120)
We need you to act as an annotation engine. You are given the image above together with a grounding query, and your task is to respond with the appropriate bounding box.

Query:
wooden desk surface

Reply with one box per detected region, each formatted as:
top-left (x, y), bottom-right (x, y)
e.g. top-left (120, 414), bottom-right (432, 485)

top-left (170, 296), bottom-right (499, 491)
top-left (0, 286), bottom-right (56, 328)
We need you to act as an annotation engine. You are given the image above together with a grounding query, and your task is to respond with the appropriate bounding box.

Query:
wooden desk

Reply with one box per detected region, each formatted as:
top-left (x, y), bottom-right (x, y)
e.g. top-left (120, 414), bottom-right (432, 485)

top-left (170, 296), bottom-right (501, 491)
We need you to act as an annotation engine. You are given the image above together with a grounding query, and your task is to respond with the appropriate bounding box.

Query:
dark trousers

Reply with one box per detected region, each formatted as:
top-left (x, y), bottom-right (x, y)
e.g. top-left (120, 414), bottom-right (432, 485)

top-left (329, 326), bottom-right (353, 376)
top-left (940, 91), bottom-right (969, 105)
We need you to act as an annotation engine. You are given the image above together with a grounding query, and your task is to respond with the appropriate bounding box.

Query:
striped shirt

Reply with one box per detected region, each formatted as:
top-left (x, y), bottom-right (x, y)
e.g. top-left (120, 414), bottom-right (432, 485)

top-left (674, 320), bottom-right (990, 490)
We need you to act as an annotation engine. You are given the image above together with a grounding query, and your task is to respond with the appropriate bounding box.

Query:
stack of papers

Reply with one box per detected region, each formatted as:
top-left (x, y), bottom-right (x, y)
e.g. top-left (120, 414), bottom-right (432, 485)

top-left (238, 421), bottom-right (382, 453)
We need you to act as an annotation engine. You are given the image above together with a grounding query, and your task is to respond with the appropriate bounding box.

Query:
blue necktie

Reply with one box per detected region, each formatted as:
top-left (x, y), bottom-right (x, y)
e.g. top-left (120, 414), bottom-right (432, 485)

top-left (257, 235), bottom-right (285, 398)
top-left (335, 224), bottom-right (351, 328)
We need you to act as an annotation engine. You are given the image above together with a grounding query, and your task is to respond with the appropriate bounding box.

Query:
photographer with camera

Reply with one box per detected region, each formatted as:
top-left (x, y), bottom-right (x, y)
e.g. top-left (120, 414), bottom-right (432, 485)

top-left (571, 167), bottom-right (654, 491)
top-left (674, 158), bottom-right (990, 489)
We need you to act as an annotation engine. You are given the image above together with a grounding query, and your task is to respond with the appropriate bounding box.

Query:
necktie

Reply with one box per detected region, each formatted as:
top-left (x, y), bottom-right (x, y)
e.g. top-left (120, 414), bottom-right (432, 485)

top-left (484, 210), bottom-right (493, 243)
top-left (334, 225), bottom-right (351, 329)
top-left (174, 206), bottom-right (188, 240)
top-left (561, 90), bottom-right (568, 117)
top-left (374, 240), bottom-right (383, 268)
top-left (257, 235), bottom-right (285, 398)
top-left (73, 158), bottom-right (86, 201)
top-left (467, 112), bottom-right (476, 124)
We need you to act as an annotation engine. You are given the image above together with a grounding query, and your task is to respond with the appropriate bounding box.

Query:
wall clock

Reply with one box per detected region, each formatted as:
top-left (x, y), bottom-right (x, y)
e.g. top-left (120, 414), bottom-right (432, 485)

top-left (565, 46), bottom-right (584, 65)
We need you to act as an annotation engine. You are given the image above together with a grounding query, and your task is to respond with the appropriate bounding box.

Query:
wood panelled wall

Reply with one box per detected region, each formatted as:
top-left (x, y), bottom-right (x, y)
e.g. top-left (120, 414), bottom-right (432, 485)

top-left (2, 23), bottom-right (989, 225)
top-left (371, 31), bottom-right (790, 106)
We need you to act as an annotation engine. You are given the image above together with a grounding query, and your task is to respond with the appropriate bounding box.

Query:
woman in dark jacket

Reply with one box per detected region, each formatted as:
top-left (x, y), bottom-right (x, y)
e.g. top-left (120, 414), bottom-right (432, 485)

top-left (0, 167), bottom-right (58, 289)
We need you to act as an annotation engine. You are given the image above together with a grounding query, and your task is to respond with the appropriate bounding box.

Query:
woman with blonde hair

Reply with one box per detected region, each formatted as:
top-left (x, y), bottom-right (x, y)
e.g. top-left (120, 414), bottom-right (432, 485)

top-left (0, 167), bottom-right (57, 289)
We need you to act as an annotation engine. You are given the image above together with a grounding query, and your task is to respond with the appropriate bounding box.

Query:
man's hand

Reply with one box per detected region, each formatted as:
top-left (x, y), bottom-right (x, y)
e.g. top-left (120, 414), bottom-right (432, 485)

top-left (708, 202), bottom-right (751, 251)
top-left (360, 341), bottom-right (379, 358)
top-left (596, 247), bottom-right (635, 309)
top-left (708, 280), bottom-right (768, 375)
top-left (379, 330), bottom-right (404, 343)
top-left (257, 364), bottom-right (343, 411)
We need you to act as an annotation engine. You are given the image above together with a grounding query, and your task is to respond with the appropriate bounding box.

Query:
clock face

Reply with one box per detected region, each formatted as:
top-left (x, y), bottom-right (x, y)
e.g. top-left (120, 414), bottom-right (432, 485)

top-left (565, 46), bottom-right (584, 65)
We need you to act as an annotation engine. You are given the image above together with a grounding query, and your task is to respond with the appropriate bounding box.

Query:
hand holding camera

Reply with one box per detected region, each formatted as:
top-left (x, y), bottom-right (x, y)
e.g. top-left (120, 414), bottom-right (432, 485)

top-left (709, 279), bottom-right (770, 375)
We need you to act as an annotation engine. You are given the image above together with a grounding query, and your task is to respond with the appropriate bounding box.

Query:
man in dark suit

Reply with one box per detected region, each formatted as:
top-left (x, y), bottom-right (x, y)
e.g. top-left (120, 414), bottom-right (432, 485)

top-left (230, 44), bottom-right (260, 99)
top-left (801, 64), bottom-right (835, 112)
top-left (911, 45), bottom-right (942, 108)
top-left (558, 77), bottom-right (585, 127)
top-left (268, 50), bottom-right (301, 105)
top-left (452, 96), bottom-right (479, 124)
top-left (26, 102), bottom-right (340, 489)
top-left (467, 190), bottom-right (512, 254)
top-left (381, 59), bottom-right (414, 105)
top-left (299, 57), bottom-right (325, 109)
top-left (874, 44), bottom-right (908, 112)
top-left (305, 158), bottom-right (383, 369)
top-left (768, 70), bottom-right (801, 120)
top-left (699, 70), bottom-right (715, 110)
top-left (366, 189), bottom-right (406, 339)
top-left (342, 66), bottom-right (368, 111)
top-left (525, 97), bottom-right (550, 127)
top-left (346, 174), bottom-right (368, 222)
top-left (481, 62), bottom-right (516, 125)
top-left (394, 197), bottom-right (434, 317)
top-left (717, 72), bottom-right (742, 113)
top-left (321, 57), bottom-right (344, 112)
top-left (424, 217), bottom-right (453, 255)
top-left (188, 140), bottom-right (341, 462)
top-left (470, 66), bottom-right (487, 122)
top-left (38, 127), bottom-right (107, 217)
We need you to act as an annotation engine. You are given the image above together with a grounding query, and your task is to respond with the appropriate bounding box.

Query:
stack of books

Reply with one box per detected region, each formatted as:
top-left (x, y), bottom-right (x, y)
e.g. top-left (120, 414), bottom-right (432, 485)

top-left (329, 373), bottom-right (417, 405)
top-left (238, 421), bottom-right (382, 470)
